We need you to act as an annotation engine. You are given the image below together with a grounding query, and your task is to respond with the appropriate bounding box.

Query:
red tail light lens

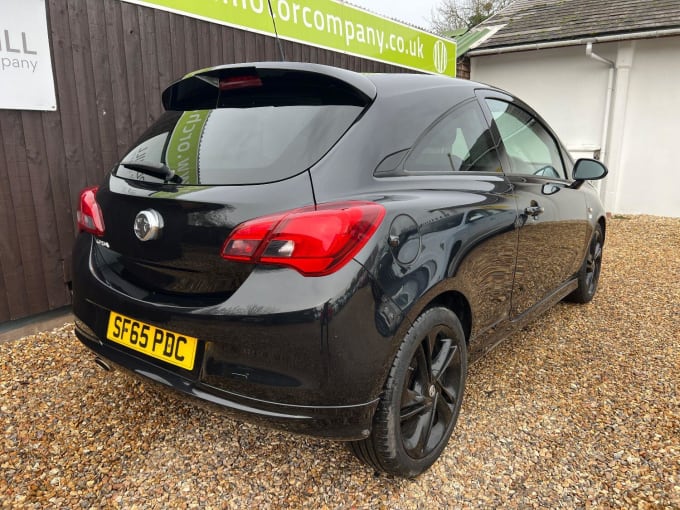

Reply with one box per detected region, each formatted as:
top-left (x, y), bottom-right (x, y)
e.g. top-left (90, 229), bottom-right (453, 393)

top-left (77, 186), bottom-right (105, 237)
top-left (221, 201), bottom-right (385, 276)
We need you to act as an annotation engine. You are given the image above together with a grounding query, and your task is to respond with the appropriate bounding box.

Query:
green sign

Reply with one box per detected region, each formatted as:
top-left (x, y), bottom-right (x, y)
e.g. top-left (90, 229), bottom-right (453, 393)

top-left (122, 0), bottom-right (456, 76)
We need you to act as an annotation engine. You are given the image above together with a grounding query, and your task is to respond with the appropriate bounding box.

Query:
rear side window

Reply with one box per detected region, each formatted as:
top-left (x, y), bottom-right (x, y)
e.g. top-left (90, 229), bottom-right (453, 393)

top-left (115, 70), bottom-right (367, 185)
top-left (403, 100), bottom-right (502, 174)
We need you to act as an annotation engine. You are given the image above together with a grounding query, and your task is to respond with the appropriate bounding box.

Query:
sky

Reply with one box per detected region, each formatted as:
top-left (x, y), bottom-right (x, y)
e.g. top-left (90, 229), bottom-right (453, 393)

top-left (347, 0), bottom-right (442, 29)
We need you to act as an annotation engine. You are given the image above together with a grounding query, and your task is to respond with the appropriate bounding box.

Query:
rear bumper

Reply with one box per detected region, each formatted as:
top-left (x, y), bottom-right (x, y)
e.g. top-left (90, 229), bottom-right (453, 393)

top-left (75, 322), bottom-right (377, 439)
top-left (71, 234), bottom-right (400, 440)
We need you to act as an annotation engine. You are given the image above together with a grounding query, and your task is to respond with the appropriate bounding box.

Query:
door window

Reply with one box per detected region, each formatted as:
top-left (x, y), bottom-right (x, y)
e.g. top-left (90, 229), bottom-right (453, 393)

top-left (404, 101), bottom-right (502, 174)
top-left (486, 99), bottom-right (565, 179)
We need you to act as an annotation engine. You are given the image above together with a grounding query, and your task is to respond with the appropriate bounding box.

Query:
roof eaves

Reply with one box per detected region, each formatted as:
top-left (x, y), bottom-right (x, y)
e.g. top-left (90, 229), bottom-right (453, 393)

top-left (455, 24), bottom-right (506, 55)
top-left (468, 26), bottom-right (680, 56)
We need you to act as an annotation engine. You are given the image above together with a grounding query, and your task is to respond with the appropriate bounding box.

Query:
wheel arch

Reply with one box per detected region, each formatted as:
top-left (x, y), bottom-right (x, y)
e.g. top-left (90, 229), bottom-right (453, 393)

top-left (426, 291), bottom-right (472, 344)
top-left (598, 216), bottom-right (606, 242)
top-left (404, 290), bottom-right (472, 345)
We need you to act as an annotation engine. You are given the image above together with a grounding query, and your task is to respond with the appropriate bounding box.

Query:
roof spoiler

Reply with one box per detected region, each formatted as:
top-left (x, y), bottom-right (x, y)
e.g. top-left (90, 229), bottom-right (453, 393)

top-left (161, 62), bottom-right (377, 111)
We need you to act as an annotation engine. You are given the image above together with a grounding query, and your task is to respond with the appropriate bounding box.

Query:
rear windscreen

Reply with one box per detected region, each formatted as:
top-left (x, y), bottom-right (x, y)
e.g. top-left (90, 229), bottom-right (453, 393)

top-left (115, 69), bottom-right (368, 186)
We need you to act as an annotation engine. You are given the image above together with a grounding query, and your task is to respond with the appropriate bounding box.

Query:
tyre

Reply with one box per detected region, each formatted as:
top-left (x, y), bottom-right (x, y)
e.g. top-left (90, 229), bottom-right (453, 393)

top-left (348, 307), bottom-right (467, 477)
top-left (566, 223), bottom-right (603, 304)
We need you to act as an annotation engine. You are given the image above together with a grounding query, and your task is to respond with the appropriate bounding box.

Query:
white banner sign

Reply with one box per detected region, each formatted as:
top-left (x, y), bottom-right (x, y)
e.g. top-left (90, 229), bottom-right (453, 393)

top-left (0, 0), bottom-right (57, 111)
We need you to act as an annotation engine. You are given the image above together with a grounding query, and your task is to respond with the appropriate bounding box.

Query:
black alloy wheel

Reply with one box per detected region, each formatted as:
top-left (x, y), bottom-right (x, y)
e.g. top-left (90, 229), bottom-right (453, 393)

top-left (585, 226), bottom-right (603, 295)
top-left (349, 307), bottom-right (467, 477)
top-left (567, 223), bottom-right (604, 304)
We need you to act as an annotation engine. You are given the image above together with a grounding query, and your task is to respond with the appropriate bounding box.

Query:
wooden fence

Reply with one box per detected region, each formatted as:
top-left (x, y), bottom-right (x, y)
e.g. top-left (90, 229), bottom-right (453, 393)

top-left (0, 0), bottom-right (406, 323)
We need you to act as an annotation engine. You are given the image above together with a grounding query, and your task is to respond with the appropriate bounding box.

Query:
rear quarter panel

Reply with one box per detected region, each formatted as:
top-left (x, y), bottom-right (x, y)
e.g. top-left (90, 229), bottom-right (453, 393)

top-left (317, 173), bottom-right (520, 364)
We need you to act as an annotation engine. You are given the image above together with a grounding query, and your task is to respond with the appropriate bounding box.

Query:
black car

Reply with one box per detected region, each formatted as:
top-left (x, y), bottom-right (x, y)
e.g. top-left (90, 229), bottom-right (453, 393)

top-left (72, 62), bottom-right (607, 477)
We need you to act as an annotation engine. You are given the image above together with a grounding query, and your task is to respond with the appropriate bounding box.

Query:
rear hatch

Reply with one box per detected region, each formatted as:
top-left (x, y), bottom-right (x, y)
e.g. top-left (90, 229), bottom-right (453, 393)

top-left (90, 64), bottom-right (376, 305)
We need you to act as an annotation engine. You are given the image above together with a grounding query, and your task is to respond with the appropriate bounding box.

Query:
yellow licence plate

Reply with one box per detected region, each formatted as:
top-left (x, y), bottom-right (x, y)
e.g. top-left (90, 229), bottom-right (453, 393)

top-left (106, 312), bottom-right (198, 371)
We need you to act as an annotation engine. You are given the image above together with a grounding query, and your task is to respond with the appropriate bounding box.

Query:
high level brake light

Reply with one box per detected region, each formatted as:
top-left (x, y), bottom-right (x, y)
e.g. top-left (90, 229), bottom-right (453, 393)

top-left (221, 201), bottom-right (385, 276)
top-left (77, 186), bottom-right (105, 237)
top-left (219, 75), bottom-right (263, 91)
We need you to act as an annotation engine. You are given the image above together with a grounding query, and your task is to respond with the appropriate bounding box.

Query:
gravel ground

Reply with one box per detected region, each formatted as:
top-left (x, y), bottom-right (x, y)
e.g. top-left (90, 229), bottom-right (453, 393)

top-left (1, 215), bottom-right (679, 509)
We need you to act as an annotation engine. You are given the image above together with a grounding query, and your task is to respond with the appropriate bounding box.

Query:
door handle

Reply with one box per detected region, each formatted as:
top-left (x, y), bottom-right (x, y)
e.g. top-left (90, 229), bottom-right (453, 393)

top-left (524, 205), bottom-right (544, 217)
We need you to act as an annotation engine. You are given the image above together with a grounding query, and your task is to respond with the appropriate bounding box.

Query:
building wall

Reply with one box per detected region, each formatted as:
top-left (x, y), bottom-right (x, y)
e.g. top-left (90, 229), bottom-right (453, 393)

top-left (0, 0), bottom-right (406, 323)
top-left (471, 45), bottom-right (614, 151)
top-left (470, 37), bottom-right (680, 218)
top-left (616, 37), bottom-right (680, 216)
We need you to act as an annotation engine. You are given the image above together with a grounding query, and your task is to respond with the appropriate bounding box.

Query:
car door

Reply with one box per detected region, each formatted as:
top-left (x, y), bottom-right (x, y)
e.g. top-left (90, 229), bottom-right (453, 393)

top-left (478, 92), bottom-right (589, 318)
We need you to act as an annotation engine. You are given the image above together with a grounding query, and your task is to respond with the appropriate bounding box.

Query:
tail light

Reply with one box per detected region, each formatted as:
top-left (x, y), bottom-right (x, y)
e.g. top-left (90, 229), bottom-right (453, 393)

top-left (221, 201), bottom-right (385, 276)
top-left (77, 186), bottom-right (105, 237)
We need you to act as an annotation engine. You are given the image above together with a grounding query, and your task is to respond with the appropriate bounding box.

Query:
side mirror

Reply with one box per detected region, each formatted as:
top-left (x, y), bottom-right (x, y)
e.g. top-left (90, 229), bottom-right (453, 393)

top-left (570, 158), bottom-right (608, 189)
top-left (573, 158), bottom-right (608, 181)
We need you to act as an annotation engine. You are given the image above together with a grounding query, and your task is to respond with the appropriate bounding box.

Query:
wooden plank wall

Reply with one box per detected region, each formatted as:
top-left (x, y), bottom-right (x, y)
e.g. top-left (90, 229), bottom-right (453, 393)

top-left (0, 0), bottom-right (406, 323)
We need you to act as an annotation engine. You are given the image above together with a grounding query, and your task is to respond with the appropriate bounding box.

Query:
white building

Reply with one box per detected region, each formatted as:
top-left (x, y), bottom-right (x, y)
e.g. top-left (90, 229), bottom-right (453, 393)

top-left (467, 0), bottom-right (680, 217)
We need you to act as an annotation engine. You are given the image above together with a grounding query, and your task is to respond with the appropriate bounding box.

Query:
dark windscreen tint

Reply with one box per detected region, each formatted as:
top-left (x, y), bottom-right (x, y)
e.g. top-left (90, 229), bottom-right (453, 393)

top-left (115, 69), bottom-right (368, 185)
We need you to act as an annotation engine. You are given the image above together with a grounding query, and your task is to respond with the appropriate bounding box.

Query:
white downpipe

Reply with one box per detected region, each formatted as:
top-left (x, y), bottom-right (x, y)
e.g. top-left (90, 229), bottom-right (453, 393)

top-left (608, 43), bottom-right (635, 213)
top-left (585, 43), bottom-right (615, 171)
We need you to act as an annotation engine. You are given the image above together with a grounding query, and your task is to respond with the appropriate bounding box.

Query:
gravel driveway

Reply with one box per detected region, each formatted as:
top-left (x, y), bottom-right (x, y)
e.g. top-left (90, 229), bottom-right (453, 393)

top-left (1, 215), bottom-right (678, 509)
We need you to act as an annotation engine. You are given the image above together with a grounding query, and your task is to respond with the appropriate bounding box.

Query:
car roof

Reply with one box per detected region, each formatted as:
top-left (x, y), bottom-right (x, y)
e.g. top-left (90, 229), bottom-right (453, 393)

top-left (367, 72), bottom-right (484, 94)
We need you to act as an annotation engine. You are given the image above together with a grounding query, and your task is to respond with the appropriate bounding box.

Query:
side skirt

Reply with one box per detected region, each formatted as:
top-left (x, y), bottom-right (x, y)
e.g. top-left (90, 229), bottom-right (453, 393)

top-left (469, 278), bottom-right (578, 363)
